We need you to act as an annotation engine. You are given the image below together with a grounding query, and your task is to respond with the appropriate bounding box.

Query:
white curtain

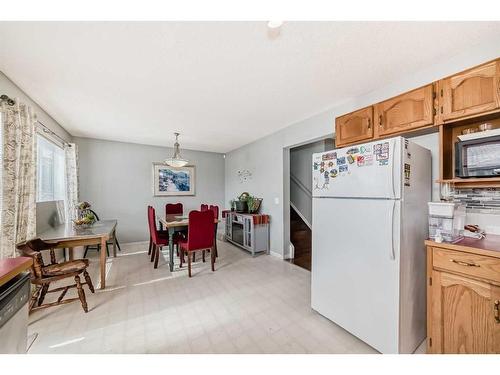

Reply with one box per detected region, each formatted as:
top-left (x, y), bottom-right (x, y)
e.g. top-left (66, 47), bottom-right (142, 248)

top-left (64, 143), bottom-right (79, 222)
top-left (0, 99), bottom-right (37, 259)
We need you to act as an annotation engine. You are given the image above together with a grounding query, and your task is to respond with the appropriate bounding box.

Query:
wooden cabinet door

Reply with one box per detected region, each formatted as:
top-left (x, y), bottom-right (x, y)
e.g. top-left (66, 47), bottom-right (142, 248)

top-left (335, 106), bottom-right (373, 147)
top-left (375, 84), bottom-right (434, 137)
top-left (440, 59), bottom-right (500, 122)
top-left (429, 271), bottom-right (500, 353)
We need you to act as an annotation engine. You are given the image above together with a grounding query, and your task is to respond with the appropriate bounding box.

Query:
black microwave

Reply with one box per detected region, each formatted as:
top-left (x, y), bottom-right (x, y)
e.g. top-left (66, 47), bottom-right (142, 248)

top-left (455, 134), bottom-right (500, 178)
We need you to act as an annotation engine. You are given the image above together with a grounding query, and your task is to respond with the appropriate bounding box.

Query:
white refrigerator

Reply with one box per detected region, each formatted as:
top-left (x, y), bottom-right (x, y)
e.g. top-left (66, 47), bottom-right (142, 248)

top-left (311, 136), bottom-right (431, 354)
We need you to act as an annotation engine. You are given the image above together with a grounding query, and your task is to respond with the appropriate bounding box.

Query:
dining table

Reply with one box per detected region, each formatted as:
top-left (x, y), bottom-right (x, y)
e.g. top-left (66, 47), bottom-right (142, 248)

top-left (37, 220), bottom-right (117, 290)
top-left (159, 214), bottom-right (219, 272)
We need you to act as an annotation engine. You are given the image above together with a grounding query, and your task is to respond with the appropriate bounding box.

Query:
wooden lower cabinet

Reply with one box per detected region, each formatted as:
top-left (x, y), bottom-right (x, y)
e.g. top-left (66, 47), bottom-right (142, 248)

top-left (427, 244), bottom-right (500, 354)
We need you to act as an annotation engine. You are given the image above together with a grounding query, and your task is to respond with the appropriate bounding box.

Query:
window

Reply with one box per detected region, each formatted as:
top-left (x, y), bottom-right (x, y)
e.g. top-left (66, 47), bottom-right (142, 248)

top-left (37, 135), bottom-right (65, 202)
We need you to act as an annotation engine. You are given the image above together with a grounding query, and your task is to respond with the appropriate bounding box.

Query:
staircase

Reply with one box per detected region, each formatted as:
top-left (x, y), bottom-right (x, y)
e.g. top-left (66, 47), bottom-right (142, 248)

top-left (289, 205), bottom-right (312, 271)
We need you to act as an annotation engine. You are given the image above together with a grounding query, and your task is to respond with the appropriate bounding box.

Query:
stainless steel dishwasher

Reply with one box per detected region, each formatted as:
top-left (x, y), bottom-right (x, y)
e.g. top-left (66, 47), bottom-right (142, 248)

top-left (0, 272), bottom-right (30, 354)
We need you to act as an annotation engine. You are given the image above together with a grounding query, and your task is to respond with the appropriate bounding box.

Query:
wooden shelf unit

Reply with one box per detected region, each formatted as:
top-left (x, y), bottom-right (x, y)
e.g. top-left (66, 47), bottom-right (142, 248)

top-left (439, 115), bottom-right (500, 188)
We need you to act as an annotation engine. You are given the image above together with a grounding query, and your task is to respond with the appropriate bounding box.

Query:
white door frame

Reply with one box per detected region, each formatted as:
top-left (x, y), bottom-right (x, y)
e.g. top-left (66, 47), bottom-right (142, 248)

top-left (282, 135), bottom-right (335, 261)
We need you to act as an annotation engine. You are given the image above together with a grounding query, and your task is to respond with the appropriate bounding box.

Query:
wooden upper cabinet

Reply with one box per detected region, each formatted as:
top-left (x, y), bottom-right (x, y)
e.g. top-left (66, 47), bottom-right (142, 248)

top-left (430, 271), bottom-right (500, 354)
top-left (439, 59), bottom-right (500, 122)
top-left (374, 84), bottom-right (435, 137)
top-left (335, 106), bottom-right (373, 147)
top-left (334, 59), bottom-right (500, 148)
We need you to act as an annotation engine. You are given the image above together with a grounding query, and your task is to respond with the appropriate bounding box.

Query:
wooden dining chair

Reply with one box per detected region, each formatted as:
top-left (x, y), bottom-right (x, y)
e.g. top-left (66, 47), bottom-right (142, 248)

top-left (178, 210), bottom-right (216, 277)
top-left (16, 238), bottom-right (95, 313)
top-left (83, 209), bottom-right (121, 258)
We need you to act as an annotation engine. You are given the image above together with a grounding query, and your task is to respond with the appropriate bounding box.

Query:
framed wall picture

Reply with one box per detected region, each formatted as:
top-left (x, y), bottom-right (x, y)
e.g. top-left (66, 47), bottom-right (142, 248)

top-left (152, 163), bottom-right (195, 196)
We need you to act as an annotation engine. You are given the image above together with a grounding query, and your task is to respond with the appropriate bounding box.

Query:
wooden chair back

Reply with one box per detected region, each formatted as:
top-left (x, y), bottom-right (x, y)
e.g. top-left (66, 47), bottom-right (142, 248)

top-left (16, 238), bottom-right (58, 279)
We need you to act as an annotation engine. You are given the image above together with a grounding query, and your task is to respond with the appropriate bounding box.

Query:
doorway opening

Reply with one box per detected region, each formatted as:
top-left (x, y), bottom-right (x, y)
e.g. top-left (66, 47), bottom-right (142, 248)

top-left (286, 138), bottom-right (334, 271)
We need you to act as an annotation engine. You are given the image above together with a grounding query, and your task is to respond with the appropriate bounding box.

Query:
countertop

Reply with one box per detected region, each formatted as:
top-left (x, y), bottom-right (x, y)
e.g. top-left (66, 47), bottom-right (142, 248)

top-left (425, 234), bottom-right (500, 259)
top-left (0, 257), bottom-right (32, 288)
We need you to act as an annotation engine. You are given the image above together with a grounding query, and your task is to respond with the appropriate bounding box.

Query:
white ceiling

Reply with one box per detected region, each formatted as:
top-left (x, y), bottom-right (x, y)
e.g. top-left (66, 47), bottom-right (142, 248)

top-left (1, 22), bottom-right (500, 153)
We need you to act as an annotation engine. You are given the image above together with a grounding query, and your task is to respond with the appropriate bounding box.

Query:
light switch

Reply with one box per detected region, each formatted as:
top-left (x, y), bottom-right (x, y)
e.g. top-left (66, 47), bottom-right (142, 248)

top-left (274, 197), bottom-right (279, 205)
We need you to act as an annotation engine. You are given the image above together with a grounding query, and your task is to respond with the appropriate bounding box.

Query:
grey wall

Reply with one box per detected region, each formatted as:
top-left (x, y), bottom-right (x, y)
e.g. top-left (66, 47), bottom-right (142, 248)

top-left (225, 39), bottom-right (500, 257)
top-left (76, 137), bottom-right (225, 243)
top-left (407, 133), bottom-right (440, 201)
top-left (0, 71), bottom-right (72, 142)
top-left (290, 139), bottom-right (334, 225)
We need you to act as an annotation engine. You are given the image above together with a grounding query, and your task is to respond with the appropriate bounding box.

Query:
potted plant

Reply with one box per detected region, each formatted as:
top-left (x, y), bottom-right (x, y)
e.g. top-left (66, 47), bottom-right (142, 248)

top-left (247, 196), bottom-right (263, 213)
top-left (235, 192), bottom-right (250, 213)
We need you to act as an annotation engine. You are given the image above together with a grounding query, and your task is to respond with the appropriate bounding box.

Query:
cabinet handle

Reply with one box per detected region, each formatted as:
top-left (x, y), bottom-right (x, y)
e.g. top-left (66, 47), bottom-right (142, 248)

top-left (450, 259), bottom-right (480, 267)
top-left (379, 115), bottom-right (383, 127)
top-left (495, 300), bottom-right (500, 323)
top-left (367, 118), bottom-right (371, 129)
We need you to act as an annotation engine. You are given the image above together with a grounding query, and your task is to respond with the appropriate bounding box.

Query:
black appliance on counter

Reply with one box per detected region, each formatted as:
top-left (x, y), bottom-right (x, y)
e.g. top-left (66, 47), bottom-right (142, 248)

top-left (455, 134), bottom-right (500, 178)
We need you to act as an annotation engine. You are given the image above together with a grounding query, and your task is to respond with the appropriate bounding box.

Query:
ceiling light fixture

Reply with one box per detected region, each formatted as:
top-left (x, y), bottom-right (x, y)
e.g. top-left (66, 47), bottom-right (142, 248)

top-left (267, 21), bottom-right (284, 29)
top-left (164, 132), bottom-right (189, 167)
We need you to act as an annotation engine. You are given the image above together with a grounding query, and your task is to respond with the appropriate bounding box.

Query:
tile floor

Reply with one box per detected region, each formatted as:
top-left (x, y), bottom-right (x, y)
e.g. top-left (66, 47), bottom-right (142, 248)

top-left (27, 240), bottom-right (425, 354)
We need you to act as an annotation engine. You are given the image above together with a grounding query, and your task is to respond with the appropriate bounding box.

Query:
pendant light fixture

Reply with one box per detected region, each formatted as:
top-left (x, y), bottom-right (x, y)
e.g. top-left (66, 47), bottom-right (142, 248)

top-left (164, 132), bottom-right (189, 167)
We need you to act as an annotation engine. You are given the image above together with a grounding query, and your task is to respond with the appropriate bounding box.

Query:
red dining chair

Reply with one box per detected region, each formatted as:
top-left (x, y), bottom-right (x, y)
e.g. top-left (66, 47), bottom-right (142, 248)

top-left (209, 205), bottom-right (219, 219)
top-left (147, 206), bottom-right (152, 256)
top-left (209, 205), bottom-right (219, 257)
top-left (165, 203), bottom-right (186, 254)
top-left (192, 204), bottom-right (212, 261)
top-left (178, 210), bottom-right (216, 277)
top-left (148, 206), bottom-right (179, 269)
top-left (166, 203), bottom-right (183, 216)
top-left (148, 205), bottom-right (165, 257)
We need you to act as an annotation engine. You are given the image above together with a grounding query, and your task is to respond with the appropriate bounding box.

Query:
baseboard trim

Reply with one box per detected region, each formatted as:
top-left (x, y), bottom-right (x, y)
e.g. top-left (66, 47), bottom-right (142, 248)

top-left (270, 251), bottom-right (283, 259)
top-left (290, 202), bottom-right (312, 229)
top-left (122, 240), bottom-right (149, 246)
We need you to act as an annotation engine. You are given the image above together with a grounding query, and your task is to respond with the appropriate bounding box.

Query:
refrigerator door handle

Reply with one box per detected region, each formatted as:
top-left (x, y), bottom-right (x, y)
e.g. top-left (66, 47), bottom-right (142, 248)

top-left (390, 138), bottom-right (396, 199)
top-left (390, 200), bottom-right (396, 260)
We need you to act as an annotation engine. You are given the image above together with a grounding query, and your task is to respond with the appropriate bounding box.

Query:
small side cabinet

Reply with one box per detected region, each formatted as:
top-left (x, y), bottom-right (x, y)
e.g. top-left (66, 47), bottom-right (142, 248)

top-left (426, 239), bottom-right (500, 354)
top-left (224, 212), bottom-right (269, 256)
